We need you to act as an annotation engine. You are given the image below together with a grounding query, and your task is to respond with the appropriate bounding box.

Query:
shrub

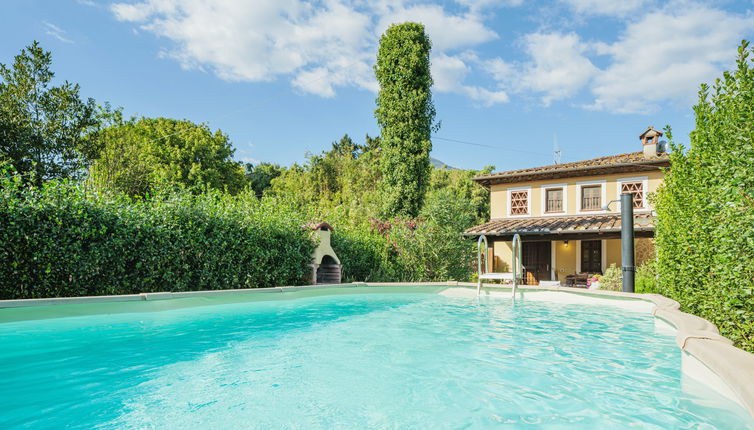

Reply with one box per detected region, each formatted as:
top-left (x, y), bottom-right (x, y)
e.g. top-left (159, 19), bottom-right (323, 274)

top-left (635, 261), bottom-right (657, 294)
top-left (330, 224), bottom-right (401, 282)
top-left (597, 264), bottom-right (621, 291)
top-left (0, 176), bottom-right (314, 299)
top-left (653, 41), bottom-right (754, 352)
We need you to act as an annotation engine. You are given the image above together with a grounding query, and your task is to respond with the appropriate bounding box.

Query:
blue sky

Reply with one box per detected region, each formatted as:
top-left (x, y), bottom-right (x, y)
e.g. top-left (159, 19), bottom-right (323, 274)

top-left (2, 0), bottom-right (753, 172)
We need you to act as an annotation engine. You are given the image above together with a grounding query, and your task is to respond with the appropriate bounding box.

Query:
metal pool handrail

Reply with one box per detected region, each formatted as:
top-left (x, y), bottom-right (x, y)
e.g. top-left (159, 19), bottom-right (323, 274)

top-left (476, 234), bottom-right (524, 296)
top-left (511, 234), bottom-right (522, 295)
top-left (477, 234), bottom-right (489, 290)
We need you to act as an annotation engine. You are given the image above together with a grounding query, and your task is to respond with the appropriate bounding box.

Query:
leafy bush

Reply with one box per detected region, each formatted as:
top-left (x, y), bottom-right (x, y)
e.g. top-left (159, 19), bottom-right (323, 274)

top-left (0, 173), bottom-right (314, 299)
top-left (653, 41), bottom-right (754, 352)
top-left (88, 117), bottom-right (246, 196)
top-left (635, 261), bottom-right (657, 294)
top-left (0, 162), bottom-right (484, 299)
top-left (330, 224), bottom-right (401, 283)
top-left (267, 134), bottom-right (487, 284)
top-left (597, 264), bottom-right (621, 291)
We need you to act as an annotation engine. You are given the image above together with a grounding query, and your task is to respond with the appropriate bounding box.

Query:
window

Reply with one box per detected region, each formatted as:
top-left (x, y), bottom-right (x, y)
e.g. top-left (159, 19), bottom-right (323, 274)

top-left (620, 181), bottom-right (644, 208)
top-left (510, 190), bottom-right (529, 215)
top-left (545, 188), bottom-right (563, 213)
top-left (580, 240), bottom-right (602, 273)
top-left (581, 185), bottom-right (601, 210)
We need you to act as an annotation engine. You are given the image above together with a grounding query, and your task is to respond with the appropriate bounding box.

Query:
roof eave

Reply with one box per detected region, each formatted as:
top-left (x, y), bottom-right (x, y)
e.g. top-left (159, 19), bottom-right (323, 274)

top-left (462, 226), bottom-right (656, 237)
top-left (472, 160), bottom-right (670, 187)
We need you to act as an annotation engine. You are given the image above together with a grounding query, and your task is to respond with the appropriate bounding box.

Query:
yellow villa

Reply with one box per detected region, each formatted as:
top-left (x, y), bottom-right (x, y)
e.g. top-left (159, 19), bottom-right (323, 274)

top-left (465, 126), bottom-right (669, 286)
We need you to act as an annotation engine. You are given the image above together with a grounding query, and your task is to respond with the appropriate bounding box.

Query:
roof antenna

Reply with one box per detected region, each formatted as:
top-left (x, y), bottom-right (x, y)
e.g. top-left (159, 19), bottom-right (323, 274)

top-left (553, 134), bottom-right (561, 164)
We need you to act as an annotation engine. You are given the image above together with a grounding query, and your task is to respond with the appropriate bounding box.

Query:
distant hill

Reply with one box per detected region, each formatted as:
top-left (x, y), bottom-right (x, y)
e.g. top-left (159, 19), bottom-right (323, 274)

top-left (430, 157), bottom-right (456, 170)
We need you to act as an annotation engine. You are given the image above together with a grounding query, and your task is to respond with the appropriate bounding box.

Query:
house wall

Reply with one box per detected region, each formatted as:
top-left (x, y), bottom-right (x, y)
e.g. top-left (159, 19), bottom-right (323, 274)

top-left (493, 241), bottom-right (512, 272)
top-left (489, 238), bottom-right (653, 283)
top-left (635, 238), bottom-right (655, 266)
top-left (554, 240), bottom-right (576, 283)
top-left (489, 170), bottom-right (664, 219)
top-left (605, 239), bottom-right (622, 270)
top-left (605, 238), bottom-right (655, 270)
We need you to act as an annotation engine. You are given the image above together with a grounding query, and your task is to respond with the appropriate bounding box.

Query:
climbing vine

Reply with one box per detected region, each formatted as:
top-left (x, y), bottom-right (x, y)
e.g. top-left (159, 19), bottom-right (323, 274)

top-left (374, 23), bottom-right (436, 218)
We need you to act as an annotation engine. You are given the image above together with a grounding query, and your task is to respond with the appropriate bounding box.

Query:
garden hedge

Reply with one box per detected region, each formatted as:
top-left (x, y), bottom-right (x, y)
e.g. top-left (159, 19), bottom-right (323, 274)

top-left (653, 42), bottom-right (754, 353)
top-left (0, 176), bottom-right (314, 299)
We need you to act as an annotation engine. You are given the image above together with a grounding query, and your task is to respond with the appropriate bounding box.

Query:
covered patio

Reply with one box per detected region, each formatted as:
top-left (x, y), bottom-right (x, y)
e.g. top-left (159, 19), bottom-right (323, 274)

top-left (464, 213), bottom-right (656, 285)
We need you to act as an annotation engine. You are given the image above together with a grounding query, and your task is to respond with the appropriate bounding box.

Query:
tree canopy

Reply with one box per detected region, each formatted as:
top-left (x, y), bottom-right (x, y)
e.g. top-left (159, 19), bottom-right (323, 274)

top-left (0, 41), bottom-right (99, 184)
top-left (245, 162), bottom-right (283, 197)
top-left (87, 117), bottom-right (246, 196)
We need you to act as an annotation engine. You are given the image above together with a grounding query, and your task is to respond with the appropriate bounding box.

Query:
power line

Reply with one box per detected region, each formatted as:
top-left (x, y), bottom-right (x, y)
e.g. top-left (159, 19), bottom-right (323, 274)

top-left (431, 135), bottom-right (552, 157)
top-left (431, 135), bottom-right (670, 169)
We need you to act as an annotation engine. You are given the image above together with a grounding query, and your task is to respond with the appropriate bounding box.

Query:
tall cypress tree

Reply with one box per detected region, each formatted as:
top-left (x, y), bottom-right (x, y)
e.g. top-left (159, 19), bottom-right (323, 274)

top-left (374, 23), bottom-right (435, 218)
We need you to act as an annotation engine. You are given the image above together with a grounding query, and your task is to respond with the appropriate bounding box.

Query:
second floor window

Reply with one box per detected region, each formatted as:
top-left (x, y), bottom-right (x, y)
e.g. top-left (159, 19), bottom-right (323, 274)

top-left (510, 190), bottom-right (529, 215)
top-left (581, 185), bottom-right (601, 210)
top-left (545, 188), bottom-right (563, 213)
top-left (620, 181), bottom-right (645, 208)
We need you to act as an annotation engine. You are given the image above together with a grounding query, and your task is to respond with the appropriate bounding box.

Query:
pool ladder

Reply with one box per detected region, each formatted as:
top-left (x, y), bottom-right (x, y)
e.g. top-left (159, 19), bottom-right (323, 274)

top-left (476, 234), bottom-right (523, 296)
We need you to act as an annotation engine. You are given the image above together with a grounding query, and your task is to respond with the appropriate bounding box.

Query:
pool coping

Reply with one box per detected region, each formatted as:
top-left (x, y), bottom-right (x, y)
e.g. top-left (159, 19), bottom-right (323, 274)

top-left (1, 281), bottom-right (753, 420)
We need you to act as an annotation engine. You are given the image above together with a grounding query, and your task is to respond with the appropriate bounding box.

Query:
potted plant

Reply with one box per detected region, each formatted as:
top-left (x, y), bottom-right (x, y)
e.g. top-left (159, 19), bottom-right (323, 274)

top-left (588, 274), bottom-right (601, 290)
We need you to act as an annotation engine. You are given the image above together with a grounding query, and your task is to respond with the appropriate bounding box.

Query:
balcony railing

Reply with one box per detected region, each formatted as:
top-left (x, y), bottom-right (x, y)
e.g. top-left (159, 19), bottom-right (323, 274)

top-left (581, 196), bottom-right (601, 210)
top-left (546, 199), bottom-right (563, 212)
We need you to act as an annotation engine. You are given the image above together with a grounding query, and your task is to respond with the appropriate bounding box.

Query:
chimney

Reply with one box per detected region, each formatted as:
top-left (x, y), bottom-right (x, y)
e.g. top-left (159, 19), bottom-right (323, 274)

top-left (639, 126), bottom-right (663, 159)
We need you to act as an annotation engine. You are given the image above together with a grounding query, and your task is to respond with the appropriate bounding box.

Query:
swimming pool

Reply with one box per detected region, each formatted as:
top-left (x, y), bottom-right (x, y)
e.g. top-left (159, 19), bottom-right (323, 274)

top-left (1, 286), bottom-right (752, 429)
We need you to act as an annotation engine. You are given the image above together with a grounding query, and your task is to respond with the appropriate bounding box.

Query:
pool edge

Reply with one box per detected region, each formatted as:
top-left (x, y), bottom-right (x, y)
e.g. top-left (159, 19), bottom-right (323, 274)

top-left (464, 282), bottom-right (754, 420)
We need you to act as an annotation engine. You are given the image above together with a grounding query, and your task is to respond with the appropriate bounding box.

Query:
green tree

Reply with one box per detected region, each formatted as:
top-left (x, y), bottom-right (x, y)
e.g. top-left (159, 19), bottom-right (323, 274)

top-left (374, 23), bottom-right (436, 218)
top-left (269, 133), bottom-right (385, 219)
top-left (88, 117), bottom-right (246, 196)
top-left (429, 165), bottom-right (493, 224)
top-left (0, 41), bottom-right (98, 183)
top-left (245, 162), bottom-right (283, 197)
top-left (331, 134), bottom-right (358, 159)
top-left (361, 134), bottom-right (381, 154)
top-left (653, 40), bottom-right (754, 352)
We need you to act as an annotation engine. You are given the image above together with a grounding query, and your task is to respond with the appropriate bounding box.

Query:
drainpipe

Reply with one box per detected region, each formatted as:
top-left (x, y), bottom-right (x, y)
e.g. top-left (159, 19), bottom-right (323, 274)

top-left (620, 192), bottom-right (635, 293)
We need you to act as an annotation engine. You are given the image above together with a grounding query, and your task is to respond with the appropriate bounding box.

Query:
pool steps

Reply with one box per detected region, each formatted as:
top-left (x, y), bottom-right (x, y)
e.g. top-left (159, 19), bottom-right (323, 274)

top-left (476, 234), bottom-right (523, 296)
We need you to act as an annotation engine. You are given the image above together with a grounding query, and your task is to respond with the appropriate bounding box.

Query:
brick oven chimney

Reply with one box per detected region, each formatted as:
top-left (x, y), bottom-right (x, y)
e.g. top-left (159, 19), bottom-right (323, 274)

top-left (639, 126), bottom-right (663, 159)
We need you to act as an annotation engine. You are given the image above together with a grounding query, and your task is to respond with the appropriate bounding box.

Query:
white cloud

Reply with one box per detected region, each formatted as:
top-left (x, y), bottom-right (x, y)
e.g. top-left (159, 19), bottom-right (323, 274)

top-left (112, 0), bottom-right (373, 96)
top-left (479, 4), bottom-right (753, 113)
top-left (481, 57), bottom-right (516, 83)
top-left (375, 3), bottom-right (498, 51)
top-left (588, 5), bottom-right (754, 113)
top-left (110, 0), bottom-right (505, 102)
top-left (109, 0), bottom-right (753, 113)
top-left (43, 21), bottom-right (74, 44)
top-left (518, 32), bottom-right (598, 105)
top-left (433, 53), bottom-right (509, 106)
top-left (481, 32), bottom-right (597, 106)
top-left (559, 0), bottom-right (650, 16)
top-left (454, 0), bottom-right (524, 10)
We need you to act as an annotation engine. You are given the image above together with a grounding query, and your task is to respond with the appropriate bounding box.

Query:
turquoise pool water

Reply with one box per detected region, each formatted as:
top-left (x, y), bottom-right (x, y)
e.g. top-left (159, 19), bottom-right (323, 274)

top-left (0, 288), bottom-right (752, 429)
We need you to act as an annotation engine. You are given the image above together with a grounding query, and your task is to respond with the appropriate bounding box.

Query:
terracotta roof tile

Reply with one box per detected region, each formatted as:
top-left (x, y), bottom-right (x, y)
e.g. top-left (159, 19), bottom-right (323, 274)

top-left (473, 151), bottom-right (670, 186)
top-left (463, 213), bottom-right (655, 236)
